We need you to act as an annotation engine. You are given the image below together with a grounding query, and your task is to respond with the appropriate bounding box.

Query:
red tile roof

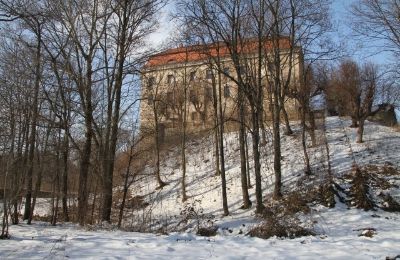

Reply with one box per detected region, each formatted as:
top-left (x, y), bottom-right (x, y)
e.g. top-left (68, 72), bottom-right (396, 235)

top-left (145, 38), bottom-right (291, 67)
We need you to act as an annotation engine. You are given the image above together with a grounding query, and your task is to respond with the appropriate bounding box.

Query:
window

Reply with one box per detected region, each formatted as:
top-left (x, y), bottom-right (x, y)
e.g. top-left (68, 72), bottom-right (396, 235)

top-left (205, 87), bottom-right (213, 100)
top-left (239, 65), bottom-right (247, 76)
top-left (167, 74), bottom-right (175, 84)
top-left (267, 63), bottom-right (274, 72)
top-left (223, 67), bottom-right (230, 76)
top-left (159, 103), bottom-right (167, 114)
top-left (206, 69), bottom-right (213, 80)
top-left (191, 112), bottom-right (198, 121)
top-left (190, 71), bottom-right (196, 82)
top-left (167, 92), bottom-right (173, 103)
top-left (147, 76), bottom-right (155, 88)
top-left (190, 89), bottom-right (197, 103)
top-left (224, 85), bottom-right (230, 98)
top-left (147, 94), bottom-right (153, 105)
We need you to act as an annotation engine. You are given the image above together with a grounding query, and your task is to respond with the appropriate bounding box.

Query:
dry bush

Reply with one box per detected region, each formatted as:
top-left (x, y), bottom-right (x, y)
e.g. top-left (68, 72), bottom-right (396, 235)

top-left (381, 164), bottom-right (400, 176)
top-left (248, 215), bottom-right (314, 239)
top-left (356, 228), bottom-right (377, 238)
top-left (249, 188), bottom-right (318, 239)
top-left (348, 166), bottom-right (375, 210)
top-left (177, 199), bottom-right (217, 235)
top-left (316, 183), bottom-right (337, 207)
top-left (345, 164), bottom-right (400, 211)
top-left (111, 190), bottom-right (149, 210)
top-left (112, 189), bottom-right (133, 207)
top-left (381, 194), bottom-right (400, 212)
top-left (289, 176), bottom-right (339, 211)
top-left (197, 226), bottom-right (218, 237)
top-left (263, 191), bottom-right (310, 218)
top-left (125, 195), bottom-right (149, 210)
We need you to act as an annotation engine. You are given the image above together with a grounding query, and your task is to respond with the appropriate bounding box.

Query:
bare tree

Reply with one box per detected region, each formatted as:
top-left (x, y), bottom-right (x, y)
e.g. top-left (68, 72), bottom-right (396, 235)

top-left (142, 73), bottom-right (168, 188)
top-left (0, 0), bottom-right (49, 223)
top-left (44, 0), bottom-right (111, 226)
top-left (357, 63), bottom-right (382, 143)
top-left (328, 59), bottom-right (387, 143)
top-left (94, 0), bottom-right (163, 223)
top-left (352, 1), bottom-right (400, 60)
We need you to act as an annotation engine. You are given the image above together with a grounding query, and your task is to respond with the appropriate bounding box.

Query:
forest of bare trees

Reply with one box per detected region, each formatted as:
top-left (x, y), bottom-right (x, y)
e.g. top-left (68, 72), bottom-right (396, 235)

top-left (0, 0), bottom-right (165, 237)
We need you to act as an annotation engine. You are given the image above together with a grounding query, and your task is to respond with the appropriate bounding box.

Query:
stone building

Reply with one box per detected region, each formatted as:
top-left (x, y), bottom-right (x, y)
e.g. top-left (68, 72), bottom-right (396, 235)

top-left (140, 38), bottom-right (304, 137)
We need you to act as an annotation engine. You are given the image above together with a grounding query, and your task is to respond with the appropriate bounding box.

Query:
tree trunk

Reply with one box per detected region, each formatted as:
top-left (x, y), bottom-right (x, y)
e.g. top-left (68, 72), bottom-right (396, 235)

top-left (181, 87), bottom-right (188, 202)
top-left (29, 161), bottom-right (42, 224)
top-left (307, 110), bottom-right (316, 147)
top-left (250, 106), bottom-right (264, 214)
top-left (51, 132), bottom-right (61, 226)
top-left (239, 92), bottom-right (251, 209)
top-left (258, 108), bottom-right (267, 145)
top-left (61, 128), bottom-right (69, 222)
top-left (217, 70), bottom-right (229, 216)
top-left (100, 6), bottom-right (131, 222)
top-left (78, 100), bottom-right (93, 226)
top-left (272, 97), bottom-right (282, 199)
top-left (212, 73), bottom-right (220, 176)
top-left (357, 119), bottom-right (365, 143)
top-left (153, 104), bottom-right (166, 188)
top-left (1, 154), bottom-right (10, 238)
top-left (90, 179), bottom-right (98, 225)
top-left (24, 31), bottom-right (42, 221)
top-left (214, 125), bottom-right (220, 176)
top-left (51, 165), bottom-right (60, 226)
top-left (301, 107), bottom-right (311, 175)
top-left (281, 105), bottom-right (293, 135)
top-left (118, 143), bottom-right (135, 228)
top-left (244, 132), bottom-right (251, 188)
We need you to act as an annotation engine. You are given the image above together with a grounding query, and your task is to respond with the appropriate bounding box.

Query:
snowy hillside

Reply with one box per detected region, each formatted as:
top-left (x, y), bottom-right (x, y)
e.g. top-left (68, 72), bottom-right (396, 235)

top-left (1, 116), bottom-right (400, 259)
top-left (122, 116), bottom-right (399, 231)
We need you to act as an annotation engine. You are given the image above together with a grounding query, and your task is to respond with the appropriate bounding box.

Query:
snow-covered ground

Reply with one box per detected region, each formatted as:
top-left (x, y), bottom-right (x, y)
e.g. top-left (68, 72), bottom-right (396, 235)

top-left (1, 116), bottom-right (399, 259)
top-left (1, 207), bottom-right (399, 260)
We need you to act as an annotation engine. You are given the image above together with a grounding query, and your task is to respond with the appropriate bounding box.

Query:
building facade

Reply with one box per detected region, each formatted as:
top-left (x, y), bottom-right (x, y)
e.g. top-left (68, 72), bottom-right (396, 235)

top-left (140, 38), bottom-right (304, 137)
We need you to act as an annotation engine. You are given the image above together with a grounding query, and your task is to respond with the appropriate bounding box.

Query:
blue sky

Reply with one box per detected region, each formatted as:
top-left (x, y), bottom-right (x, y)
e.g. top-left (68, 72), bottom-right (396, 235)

top-left (331, 0), bottom-right (393, 65)
top-left (149, 0), bottom-right (392, 65)
top-left (146, 0), bottom-right (399, 120)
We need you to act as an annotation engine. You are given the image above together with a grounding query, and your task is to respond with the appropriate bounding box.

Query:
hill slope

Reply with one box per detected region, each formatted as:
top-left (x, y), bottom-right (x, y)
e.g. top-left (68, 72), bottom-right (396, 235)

top-left (1, 116), bottom-right (399, 259)
top-left (124, 117), bottom-right (400, 232)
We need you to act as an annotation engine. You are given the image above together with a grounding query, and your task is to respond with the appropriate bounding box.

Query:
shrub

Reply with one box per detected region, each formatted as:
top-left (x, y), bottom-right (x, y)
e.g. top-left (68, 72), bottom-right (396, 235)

top-left (349, 167), bottom-right (375, 211)
top-left (381, 194), bottom-right (400, 212)
top-left (248, 215), bottom-right (314, 239)
top-left (197, 226), bottom-right (218, 237)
